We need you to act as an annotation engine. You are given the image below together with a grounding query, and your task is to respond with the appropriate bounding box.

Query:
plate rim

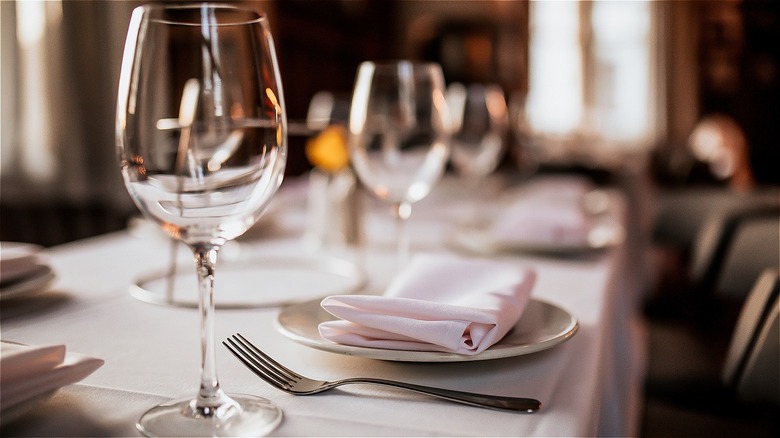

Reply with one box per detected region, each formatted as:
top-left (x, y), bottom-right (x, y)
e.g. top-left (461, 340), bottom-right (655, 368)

top-left (448, 224), bottom-right (624, 256)
top-left (275, 297), bottom-right (579, 362)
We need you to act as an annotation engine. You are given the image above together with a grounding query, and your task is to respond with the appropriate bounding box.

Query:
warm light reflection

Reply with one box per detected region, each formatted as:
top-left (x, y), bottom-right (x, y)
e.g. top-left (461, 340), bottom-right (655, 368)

top-left (132, 155), bottom-right (147, 177)
top-left (486, 87), bottom-right (508, 120)
top-left (265, 87), bottom-right (283, 146)
top-left (161, 222), bottom-right (181, 239)
top-left (265, 87), bottom-right (280, 112)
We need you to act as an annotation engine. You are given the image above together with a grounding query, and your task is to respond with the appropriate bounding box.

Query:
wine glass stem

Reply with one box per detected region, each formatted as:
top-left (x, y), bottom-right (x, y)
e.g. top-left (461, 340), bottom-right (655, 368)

top-left (467, 175), bottom-right (484, 226)
top-left (192, 246), bottom-right (231, 415)
top-left (394, 202), bottom-right (412, 270)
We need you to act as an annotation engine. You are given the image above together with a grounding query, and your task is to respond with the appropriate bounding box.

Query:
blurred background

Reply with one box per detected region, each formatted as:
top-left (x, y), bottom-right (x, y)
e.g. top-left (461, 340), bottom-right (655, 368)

top-left (2, 0), bottom-right (778, 247)
top-left (1, 1), bottom-right (778, 435)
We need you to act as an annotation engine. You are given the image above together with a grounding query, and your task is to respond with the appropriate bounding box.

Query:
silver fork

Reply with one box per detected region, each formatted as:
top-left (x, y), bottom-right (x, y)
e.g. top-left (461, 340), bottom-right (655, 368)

top-left (223, 333), bottom-right (541, 413)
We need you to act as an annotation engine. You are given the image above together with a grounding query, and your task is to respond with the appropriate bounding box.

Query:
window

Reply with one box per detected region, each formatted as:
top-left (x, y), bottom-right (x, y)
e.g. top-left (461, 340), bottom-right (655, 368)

top-left (1, 0), bottom-right (62, 182)
top-left (525, 0), bottom-right (659, 162)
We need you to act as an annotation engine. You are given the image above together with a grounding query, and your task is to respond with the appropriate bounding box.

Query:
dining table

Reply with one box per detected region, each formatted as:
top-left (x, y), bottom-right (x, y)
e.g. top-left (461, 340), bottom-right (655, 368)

top-left (0, 171), bottom-right (649, 437)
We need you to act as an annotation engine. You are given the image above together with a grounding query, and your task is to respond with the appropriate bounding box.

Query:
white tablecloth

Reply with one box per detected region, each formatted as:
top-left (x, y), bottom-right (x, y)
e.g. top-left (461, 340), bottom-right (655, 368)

top-left (0, 175), bottom-right (647, 436)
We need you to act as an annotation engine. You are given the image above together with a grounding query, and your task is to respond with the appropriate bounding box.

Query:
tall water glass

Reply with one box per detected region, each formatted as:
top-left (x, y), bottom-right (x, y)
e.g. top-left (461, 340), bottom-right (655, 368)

top-left (447, 82), bottom-right (508, 183)
top-left (348, 61), bottom-right (450, 268)
top-left (447, 82), bottom-right (508, 224)
top-left (116, 4), bottom-right (286, 436)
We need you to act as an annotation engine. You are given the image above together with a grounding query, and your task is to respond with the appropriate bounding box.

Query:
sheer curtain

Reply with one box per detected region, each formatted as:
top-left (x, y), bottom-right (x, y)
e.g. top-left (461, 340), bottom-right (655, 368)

top-left (1, 0), bottom-right (136, 210)
top-left (1, 1), bottom-right (141, 245)
top-left (525, 0), bottom-right (669, 169)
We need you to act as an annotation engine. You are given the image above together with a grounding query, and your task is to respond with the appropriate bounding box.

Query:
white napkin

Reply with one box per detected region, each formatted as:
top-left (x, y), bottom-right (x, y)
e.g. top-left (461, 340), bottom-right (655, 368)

top-left (0, 341), bottom-right (104, 411)
top-left (318, 255), bottom-right (536, 355)
top-left (489, 177), bottom-right (595, 247)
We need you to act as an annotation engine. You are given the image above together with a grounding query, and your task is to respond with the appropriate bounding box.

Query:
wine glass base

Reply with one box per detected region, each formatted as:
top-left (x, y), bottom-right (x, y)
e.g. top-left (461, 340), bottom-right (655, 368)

top-left (136, 393), bottom-right (282, 437)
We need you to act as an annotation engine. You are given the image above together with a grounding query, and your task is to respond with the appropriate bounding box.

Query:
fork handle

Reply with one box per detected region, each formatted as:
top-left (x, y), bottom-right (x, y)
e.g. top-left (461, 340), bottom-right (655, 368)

top-left (337, 378), bottom-right (541, 412)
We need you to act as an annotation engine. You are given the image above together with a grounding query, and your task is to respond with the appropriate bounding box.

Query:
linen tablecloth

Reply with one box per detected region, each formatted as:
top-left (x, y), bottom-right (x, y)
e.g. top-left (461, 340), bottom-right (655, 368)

top-left (0, 175), bottom-right (647, 436)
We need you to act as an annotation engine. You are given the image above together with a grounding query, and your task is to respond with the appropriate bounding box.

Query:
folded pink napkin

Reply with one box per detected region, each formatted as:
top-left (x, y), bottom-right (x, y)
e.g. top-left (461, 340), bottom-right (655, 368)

top-left (519, 175), bottom-right (593, 200)
top-left (488, 177), bottom-right (596, 247)
top-left (0, 341), bottom-right (104, 411)
top-left (489, 197), bottom-right (593, 247)
top-left (318, 255), bottom-right (536, 355)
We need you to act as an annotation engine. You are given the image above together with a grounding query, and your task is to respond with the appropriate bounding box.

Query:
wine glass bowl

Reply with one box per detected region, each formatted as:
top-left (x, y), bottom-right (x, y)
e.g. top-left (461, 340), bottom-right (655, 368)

top-left (349, 62), bottom-right (450, 205)
top-left (348, 61), bottom-right (450, 266)
top-left (446, 82), bottom-right (508, 226)
top-left (508, 91), bottom-right (543, 177)
top-left (447, 83), bottom-right (508, 181)
top-left (116, 3), bottom-right (285, 436)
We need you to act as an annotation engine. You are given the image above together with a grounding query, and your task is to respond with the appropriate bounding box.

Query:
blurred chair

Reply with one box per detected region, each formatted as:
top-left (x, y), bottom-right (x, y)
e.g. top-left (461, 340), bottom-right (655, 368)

top-left (642, 269), bottom-right (780, 437)
top-left (715, 217), bottom-right (780, 301)
top-left (653, 187), bottom-right (777, 250)
top-left (722, 269), bottom-right (779, 406)
top-left (646, 207), bottom-right (778, 429)
top-left (691, 205), bottom-right (779, 295)
top-left (647, 188), bottom-right (778, 322)
top-left (685, 204), bottom-right (779, 329)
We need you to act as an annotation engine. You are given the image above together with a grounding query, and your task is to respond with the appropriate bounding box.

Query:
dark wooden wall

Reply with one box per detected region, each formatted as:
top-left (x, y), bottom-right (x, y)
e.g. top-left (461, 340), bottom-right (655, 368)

top-left (272, 1), bottom-right (398, 176)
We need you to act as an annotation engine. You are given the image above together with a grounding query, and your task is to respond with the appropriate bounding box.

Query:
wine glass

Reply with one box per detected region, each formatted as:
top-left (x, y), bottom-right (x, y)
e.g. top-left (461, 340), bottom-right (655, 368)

top-left (446, 82), bottom-right (508, 224)
top-left (348, 61), bottom-right (450, 268)
top-left (508, 91), bottom-right (541, 177)
top-left (116, 4), bottom-right (286, 436)
top-left (447, 83), bottom-right (508, 181)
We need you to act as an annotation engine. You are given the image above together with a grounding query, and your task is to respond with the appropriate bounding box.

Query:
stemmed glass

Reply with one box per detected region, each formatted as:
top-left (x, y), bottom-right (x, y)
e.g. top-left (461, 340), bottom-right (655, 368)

top-left (447, 83), bottom-right (508, 182)
top-left (446, 82), bottom-right (508, 224)
top-left (116, 4), bottom-right (286, 436)
top-left (348, 61), bottom-right (450, 268)
top-left (508, 91), bottom-right (541, 177)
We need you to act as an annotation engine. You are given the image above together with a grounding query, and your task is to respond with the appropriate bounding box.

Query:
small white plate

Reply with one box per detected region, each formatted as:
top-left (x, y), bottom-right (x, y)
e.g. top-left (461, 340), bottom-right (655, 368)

top-left (0, 265), bottom-right (56, 301)
top-left (1, 242), bottom-right (45, 283)
top-left (275, 298), bottom-right (578, 362)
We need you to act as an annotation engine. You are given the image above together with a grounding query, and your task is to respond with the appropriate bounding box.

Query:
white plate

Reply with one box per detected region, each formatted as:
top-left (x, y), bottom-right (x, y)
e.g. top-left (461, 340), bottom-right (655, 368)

top-left (276, 298), bottom-right (578, 362)
top-left (447, 222), bottom-right (624, 256)
top-left (1, 242), bottom-right (45, 283)
top-left (0, 265), bottom-right (56, 301)
top-left (0, 341), bottom-right (104, 424)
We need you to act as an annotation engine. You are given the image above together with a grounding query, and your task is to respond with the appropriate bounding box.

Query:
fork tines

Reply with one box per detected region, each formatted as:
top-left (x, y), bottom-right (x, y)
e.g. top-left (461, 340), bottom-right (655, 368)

top-left (223, 333), bottom-right (298, 391)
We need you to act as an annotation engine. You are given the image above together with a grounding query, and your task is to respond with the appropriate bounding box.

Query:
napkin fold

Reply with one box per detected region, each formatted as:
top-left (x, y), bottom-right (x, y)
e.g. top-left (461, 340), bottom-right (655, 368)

top-left (0, 341), bottom-right (104, 411)
top-left (489, 177), bottom-right (595, 247)
top-left (318, 255), bottom-right (536, 355)
top-left (489, 197), bottom-right (593, 247)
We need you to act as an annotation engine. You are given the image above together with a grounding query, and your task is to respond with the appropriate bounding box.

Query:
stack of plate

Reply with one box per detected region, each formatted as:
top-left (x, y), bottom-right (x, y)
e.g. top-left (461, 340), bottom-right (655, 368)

top-left (0, 242), bottom-right (56, 301)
